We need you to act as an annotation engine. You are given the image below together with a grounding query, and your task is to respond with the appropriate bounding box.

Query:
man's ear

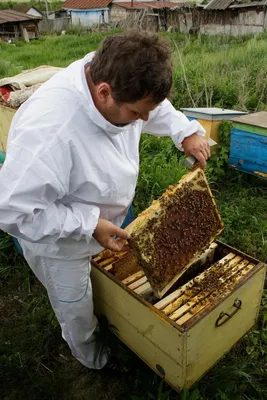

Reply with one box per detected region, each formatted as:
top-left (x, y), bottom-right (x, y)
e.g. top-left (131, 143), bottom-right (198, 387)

top-left (96, 83), bottom-right (113, 104)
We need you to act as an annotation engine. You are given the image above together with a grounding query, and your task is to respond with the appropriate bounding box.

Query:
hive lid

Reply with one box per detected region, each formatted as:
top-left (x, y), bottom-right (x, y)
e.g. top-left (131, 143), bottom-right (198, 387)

top-left (230, 111), bottom-right (267, 129)
top-left (181, 107), bottom-right (247, 121)
top-left (126, 167), bottom-right (224, 298)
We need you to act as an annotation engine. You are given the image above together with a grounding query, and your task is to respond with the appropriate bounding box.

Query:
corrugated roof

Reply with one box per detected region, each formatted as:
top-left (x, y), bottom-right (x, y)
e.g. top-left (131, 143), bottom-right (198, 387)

top-left (114, 1), bottom-right (184, 9)
top-left (230, 0), bottom-right (267, 8)
top-left (204, 0), bottom-right (233, 10)
top-left (13, 4), bottom-right (42, 16)
top-left (13, 5), bottom-right (32, 13)
top-left (0, 10), bottom-right (37, 24)
top-left (63, 0), bottom-right (112, 9)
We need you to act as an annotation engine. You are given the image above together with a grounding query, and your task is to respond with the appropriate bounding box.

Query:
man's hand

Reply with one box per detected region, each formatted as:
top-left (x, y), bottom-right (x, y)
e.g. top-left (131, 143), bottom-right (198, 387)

top-left (182, 134), bottom-right (210, 168)
top-left (93, 218), bottom-right (130, 252)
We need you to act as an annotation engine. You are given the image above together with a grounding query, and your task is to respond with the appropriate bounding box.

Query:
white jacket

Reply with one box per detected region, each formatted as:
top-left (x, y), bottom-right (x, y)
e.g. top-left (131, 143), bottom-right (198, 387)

top-left (0, 53), bottom-right (205, 259)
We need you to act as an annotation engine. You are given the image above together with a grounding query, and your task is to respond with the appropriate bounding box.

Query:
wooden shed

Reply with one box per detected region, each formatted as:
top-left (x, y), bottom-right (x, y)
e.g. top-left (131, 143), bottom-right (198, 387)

top-left (62, 0), bottom-right (112, 27)
top-left (229, 112), bottom-right (267, 179)
top-left (0, 10), bottom-right (41, 41)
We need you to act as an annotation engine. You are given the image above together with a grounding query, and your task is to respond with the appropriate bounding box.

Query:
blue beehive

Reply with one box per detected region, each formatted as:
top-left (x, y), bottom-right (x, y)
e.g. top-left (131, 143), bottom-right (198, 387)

top-left (229, 112), bottom-right (267, 179)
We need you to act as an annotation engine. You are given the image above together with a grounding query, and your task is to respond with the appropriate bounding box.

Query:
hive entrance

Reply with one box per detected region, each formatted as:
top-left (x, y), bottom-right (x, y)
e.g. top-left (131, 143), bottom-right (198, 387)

top-left (92, 243), bottom-right (256, 329)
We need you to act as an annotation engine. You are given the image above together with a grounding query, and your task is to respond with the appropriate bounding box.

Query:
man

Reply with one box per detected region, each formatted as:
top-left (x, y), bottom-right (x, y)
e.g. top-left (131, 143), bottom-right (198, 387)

top-left (0, 30), bottom-right (209, 369)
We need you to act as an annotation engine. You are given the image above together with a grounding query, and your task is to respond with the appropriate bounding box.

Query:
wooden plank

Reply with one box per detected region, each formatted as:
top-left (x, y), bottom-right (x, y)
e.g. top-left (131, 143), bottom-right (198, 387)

top-left (185, 266), bottom-right (266, 388)
top-left (154, 243), bottom-right (220, 311)
top-left (91, 266), bottom-right (185, 363)
top-left (232, 121), bottom-right (267, 137)
top-left (176, 263), bottom-right (255, 326)
top-left (0, 105), bottom-right (16, 152)
top-left (229, 129), bottom-right (267, 175)
top-left (104, 265), bottom-right (113, 271)
top-left (134, 282), bottom-right (152, 296)
top-left (93, 295), bottom-right (185, 391)
top-left (172, 261), bottom-right (252, 323)
top-left (230, 111), bottom-right (267, 130)
top-left (169, 257), bottom-right (247, 320)
top-left (197, 119), bottom-right (221, 143)
top-left (154, 243), bottom-right (218, 310)
top-left (154, 282), bottom-right (192, 311)
top-left (194, 242), bottom-right (218, 266)
top-left (158, 253), bottom-right (237, 315)
top-left (128, 276), bottom-right (147, 290)
top-left (121, 270), bottom-right (145, 285)
top-left (98, 257), bottom-right (116, 267)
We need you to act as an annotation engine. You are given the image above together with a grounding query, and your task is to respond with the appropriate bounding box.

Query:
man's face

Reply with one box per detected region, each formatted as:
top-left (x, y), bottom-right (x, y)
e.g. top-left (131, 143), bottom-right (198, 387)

top-left (93, 79), bottom-right (159, 126)
top-left (103, 95), bottom-right (159, 126)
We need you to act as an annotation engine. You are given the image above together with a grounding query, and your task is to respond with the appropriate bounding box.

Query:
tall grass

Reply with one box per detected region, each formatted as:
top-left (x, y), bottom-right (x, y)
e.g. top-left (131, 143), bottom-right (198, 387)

top-left (2, 31), bottom-right (267, 111)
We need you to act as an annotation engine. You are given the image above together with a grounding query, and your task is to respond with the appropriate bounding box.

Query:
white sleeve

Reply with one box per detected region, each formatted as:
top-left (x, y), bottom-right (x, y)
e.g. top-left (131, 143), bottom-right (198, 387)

top-left (142, 99), bottom-right (206, 151)
top-left (0, 146), bottom-right (100, 244)
top-left (0, 91), bottom-right (100, 245)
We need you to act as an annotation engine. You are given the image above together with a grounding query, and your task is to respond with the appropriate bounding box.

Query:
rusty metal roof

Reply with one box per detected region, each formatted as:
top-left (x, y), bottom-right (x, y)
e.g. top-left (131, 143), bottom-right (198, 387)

top-left (12, 4), bottom-right (42, 14)
top-left (0, 10), bottom-right (37, 24)
top-left (63, 0), bottom-right (112, 9)
top-left (204, 0), bottom-right (233, 10)
top-left (230, 0), bottom-right (267, 7)
top-left (115, 2), bottom-right (184, 9)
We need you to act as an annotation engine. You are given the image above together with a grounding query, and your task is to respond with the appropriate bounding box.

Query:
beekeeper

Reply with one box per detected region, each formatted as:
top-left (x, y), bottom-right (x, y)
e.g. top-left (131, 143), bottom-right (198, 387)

top-left (0, 30), bottom-right (209, 369)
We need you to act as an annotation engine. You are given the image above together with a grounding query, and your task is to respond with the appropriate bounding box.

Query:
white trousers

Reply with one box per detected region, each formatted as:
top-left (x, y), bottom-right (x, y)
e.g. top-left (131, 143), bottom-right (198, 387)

top-left (19, 240), bottom-right (108, 369)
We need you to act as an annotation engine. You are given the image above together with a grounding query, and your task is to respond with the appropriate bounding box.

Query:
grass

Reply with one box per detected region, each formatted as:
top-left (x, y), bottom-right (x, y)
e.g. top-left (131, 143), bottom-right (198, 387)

top-left (2, 31), bottom-right (267, 110)
top-left (0, 1), bottom-right (65, 11)
top-left (1, 32), bottom-right (267, 399)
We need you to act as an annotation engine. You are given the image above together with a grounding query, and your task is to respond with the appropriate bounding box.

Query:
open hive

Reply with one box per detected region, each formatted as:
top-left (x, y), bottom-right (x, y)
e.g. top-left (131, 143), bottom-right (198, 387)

top-left (125, 167), bottom-right (224, 297)
top-left (92, 240), bottom-right (266, 390)
top-left (91, 168), bottom-right (266, 390)
top-left (92, 242), bottom-right (258, 329)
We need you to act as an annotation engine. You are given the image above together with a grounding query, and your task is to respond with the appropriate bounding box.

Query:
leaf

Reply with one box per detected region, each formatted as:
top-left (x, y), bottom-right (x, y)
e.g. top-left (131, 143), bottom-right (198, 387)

top-left (180, 388), bottom-right (189, 400)
top-left (189, 388), bottom-right (200, 400)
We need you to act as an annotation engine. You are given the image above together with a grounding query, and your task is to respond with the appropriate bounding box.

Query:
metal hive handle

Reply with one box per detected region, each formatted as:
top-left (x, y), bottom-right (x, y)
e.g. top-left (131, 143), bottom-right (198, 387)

top-left (215, 299), bottom-right (242, 327)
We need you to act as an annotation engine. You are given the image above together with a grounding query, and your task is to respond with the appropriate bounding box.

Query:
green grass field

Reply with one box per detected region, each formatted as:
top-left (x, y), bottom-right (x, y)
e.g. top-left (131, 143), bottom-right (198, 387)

top-left (1, 31), bottom-right (267, 399)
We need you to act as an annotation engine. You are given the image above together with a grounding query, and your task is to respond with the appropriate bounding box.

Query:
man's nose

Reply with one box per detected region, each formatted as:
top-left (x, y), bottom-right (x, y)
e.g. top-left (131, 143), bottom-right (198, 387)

top-left (140, 113), bottom-right (149, 121)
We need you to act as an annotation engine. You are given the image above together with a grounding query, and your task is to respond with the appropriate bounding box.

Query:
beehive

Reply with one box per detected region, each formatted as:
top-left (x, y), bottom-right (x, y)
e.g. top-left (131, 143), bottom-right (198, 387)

top-left (181, 107), bottom-right (247, 143)
top-left (126, 167), bottom-right (224, 297)
top-left (91, 243), bottom-right (266, 390)
top-left (0, 104), bottom-right (16, 152)
top-left (229, 112), bottom-right (267, 180)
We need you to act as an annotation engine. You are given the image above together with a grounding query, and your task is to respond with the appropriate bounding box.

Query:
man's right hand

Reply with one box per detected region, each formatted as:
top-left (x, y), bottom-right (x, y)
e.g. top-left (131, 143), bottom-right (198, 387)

top-left (93, 218), bottom-right (130, 252)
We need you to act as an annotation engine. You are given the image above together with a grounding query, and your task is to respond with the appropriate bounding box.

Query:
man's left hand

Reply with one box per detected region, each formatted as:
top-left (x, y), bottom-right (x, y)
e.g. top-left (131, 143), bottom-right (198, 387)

top-left (182, 134), bottom-right (210, 168)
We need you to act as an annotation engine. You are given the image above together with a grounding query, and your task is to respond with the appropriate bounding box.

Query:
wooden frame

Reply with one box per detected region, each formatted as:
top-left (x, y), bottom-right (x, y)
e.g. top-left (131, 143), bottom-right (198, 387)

top-left (125, 168), bottom-right (224, 298)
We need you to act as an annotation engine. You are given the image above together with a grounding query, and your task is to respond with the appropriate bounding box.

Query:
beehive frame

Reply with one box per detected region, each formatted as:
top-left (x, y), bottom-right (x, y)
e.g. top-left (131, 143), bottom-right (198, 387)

top-left (126, 168), bottom-right (224, 298)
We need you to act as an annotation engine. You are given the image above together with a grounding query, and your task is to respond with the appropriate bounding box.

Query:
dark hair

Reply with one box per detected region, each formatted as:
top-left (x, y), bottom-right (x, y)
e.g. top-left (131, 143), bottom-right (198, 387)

top-left (90, 29), bottom-right (172, 104)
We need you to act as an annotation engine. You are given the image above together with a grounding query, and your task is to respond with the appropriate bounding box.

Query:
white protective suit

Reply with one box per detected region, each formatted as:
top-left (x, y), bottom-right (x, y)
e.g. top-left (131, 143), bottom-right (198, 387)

top-left (0, 52), bottom-right (205, 369)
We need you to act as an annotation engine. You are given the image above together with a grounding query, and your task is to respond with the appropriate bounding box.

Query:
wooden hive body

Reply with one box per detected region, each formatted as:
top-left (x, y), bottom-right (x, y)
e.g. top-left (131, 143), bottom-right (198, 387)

top-left (229, 111), bottom-right (267, 180)
top-left (92, 243), bottom-right (266, 390)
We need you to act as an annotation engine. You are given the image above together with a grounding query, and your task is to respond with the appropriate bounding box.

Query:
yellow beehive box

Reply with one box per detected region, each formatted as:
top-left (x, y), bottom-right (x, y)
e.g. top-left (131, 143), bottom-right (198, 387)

top-left (180, 108), bottom-right (247, 143)
top-left (91, 242), bottom-right (266, 391)
top-left (0, 104), bottom-right (16, 152)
